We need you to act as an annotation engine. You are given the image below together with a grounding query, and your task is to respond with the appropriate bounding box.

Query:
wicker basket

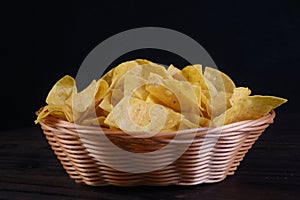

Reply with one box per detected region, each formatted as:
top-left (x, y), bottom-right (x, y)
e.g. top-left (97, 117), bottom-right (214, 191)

top-left (38, 110), bottom-right (275, 186)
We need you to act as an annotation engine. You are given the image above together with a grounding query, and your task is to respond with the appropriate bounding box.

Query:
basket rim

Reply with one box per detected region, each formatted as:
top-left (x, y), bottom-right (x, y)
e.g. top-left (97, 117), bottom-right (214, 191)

top-left (37, 107), bottom-right (275, 138)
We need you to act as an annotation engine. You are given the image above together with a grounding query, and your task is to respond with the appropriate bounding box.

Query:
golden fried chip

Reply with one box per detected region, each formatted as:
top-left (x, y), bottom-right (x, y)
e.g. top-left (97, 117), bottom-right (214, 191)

top-left (167, 64), bottom-right (186, 81)
top-left (230, 87), bottom-right (251, 106)
top-left (145, 83), bottom-right (180, 112)
top-left (210, 91), bottom-right (231, 118)
top-left (123, 74), bottom-right (148, 99)
top-left (35, 105), bottom-right (72, 123)
top-left (47, 105), bottom-right (73, 121)
top-left (46, 75), bottom-right (77, 106)
top-left (110, 59), bottom-right (170, 90)
top-left (200, 91), bottom-right (211, 118)
top-left (94, 79), bottom-right (109, 106)
top-left (110, 60), bottom-right (140, 87)
top-left (182, 65), bottom-right (208, 90)
top-left (213, 95), bottom-right (287, 126)
top-left (65, 79), bottom-right (107, 123)
top-left (111, 88), bottom-right (124, 107)
top-left (68, 80), bottom-right (97, 113)
top-left (146, 75), bottom-right (199, 115)
top-left (135, 59), bottom-right (171, 80)
top-left (204, 67), bottom-right (236, 93)
top-left (132, 85), bottom-right (149, 100)
top-left (145, 94), bottom-right (163, 104)
top-left (105, 97), bottom-right (182, 132)
top-left (167, 64), bottom-right (180, 76)
top-left (203, 76), bottom-right (218, 98)
top-left (100, 68), bottom-right (114, 86)
top-left (34, 106), bottom-right (50, 124)
top-left (180, 113), bottom-right (212, 128)
top-left (99, 92), bottom-right (113, 112)
top-left (36, 75), bottom-right (77, 123)
top-left (181, 65), bottom-right (220, 115)
top-left (192, 85), bottom-right (204, 116)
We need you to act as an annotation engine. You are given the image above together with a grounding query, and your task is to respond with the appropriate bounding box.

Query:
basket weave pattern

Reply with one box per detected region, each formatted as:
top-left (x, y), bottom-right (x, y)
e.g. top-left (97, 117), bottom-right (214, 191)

top-left (39, 111), bottom-right (275, 186)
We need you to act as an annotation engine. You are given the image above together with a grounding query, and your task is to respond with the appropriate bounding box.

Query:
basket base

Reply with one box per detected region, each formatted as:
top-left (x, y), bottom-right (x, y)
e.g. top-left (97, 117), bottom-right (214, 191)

top-left (39, 111), bottom-right (275, 186)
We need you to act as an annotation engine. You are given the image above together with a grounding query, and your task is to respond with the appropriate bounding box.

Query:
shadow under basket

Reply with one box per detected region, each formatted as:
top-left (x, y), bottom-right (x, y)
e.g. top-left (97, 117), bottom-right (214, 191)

top-left (38, 110), bottom-right (276, 186)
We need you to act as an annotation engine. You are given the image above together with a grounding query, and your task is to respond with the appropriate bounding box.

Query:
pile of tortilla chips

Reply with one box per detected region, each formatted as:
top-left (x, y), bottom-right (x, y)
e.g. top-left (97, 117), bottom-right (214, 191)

top-left (35, 59), bottom-right (287, 132)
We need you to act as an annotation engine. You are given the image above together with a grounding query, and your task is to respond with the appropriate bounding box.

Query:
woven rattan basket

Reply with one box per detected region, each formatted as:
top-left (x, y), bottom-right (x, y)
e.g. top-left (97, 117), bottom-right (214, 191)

top-left (38, 110), bottom-right (275, 186)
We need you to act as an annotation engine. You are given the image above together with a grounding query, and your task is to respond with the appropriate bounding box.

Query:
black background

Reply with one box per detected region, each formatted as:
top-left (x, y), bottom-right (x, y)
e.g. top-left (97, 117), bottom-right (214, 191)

top-left (1, 0), bottom-right (299, 130)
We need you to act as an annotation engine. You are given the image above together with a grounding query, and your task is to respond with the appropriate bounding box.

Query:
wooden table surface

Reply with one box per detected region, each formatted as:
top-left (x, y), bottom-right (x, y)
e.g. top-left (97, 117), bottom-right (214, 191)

top-left (1, 112), bottom-right (299, 200)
